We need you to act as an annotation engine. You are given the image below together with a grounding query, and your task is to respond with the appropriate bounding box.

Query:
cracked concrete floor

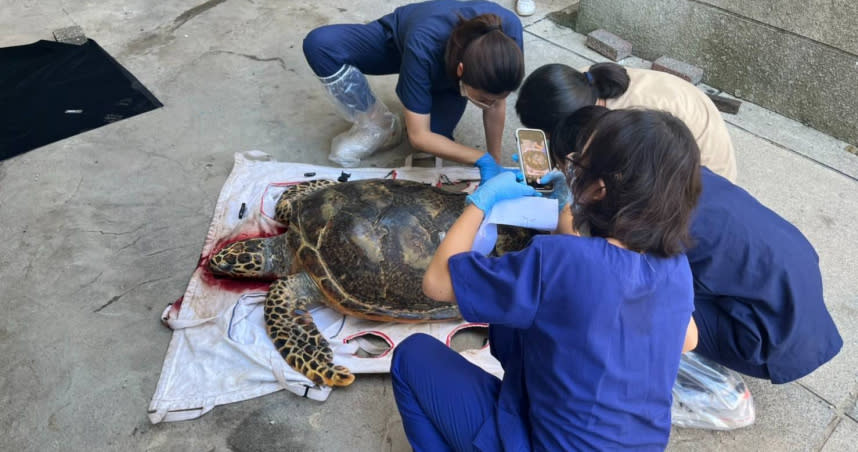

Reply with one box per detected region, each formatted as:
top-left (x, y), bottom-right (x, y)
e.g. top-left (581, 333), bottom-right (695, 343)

top-left (1, 1), bottom-right (857, 451)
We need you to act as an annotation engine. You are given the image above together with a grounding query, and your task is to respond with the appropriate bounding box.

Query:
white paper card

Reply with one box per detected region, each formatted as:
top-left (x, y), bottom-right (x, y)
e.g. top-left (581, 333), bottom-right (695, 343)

top-left (471, 197), bottom-right (559, 253)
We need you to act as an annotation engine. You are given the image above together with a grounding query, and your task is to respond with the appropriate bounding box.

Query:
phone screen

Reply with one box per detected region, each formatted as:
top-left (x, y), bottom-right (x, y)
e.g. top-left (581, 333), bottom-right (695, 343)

top-left (516, 129), bottom-right (552, 190)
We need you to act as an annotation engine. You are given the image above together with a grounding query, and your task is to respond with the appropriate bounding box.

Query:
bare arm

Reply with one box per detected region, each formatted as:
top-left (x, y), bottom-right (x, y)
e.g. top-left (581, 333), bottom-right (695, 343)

top-left (404, 109), bottom-right (485, 164)
top-left (683, 316), bottom-right (699, 353)
top-left (554, 205), bottom-right (577, 235)
top-left (482, 98), bottom-right (506, 162)
top-left (422, 205), bottom-right (485, 303)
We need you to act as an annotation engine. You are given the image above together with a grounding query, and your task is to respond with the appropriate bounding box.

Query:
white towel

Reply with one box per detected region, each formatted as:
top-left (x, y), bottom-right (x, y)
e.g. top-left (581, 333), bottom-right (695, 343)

top-left (148, 151), bottom-right (519, 423)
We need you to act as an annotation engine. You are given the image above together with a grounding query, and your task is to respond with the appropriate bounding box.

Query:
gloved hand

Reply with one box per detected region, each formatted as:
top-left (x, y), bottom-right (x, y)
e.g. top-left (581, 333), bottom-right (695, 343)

top-left (539, 170), bottom-right (573, 212)
top-left (466, 172), bottom-right (540, 213)
top-left (474, 153), bottom-right (522, 185)
top-left (474, 152), bottom-right (503, 184)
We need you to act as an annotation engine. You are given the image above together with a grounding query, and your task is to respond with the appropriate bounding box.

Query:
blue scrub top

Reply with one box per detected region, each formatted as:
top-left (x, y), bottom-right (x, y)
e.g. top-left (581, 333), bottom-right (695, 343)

top-left (688, 168), bottom-right (842, 383)
top-left (378, 0), bottom-right (524, 114)
top-left (450, 235), bottom-right (694, 451)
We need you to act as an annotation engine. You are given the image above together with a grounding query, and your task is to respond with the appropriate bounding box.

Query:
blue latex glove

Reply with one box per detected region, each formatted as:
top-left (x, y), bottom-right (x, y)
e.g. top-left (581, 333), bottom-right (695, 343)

top-left (539, 170), bottom-right (573, 212)
top-left (466, 172), bottom-right (540, 213)
top-left (474, 153), bottom-right (523, 185)
top-left (474, 153), bottom-right (503, 183)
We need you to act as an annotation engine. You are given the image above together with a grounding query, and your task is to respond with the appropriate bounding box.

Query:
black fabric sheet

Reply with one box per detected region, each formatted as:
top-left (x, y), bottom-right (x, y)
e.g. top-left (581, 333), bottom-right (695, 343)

top-left (0, 39), bottom-right (162, 160)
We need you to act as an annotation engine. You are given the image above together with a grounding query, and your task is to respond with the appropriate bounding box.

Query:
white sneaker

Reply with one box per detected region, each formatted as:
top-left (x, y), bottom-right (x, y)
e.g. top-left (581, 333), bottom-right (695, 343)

top-left (516, 0), bottom-right (536, 16)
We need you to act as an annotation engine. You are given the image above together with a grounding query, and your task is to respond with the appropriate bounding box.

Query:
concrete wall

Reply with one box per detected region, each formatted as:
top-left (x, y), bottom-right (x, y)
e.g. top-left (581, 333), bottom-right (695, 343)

top-left (576, 0), bottom-right (858, 146)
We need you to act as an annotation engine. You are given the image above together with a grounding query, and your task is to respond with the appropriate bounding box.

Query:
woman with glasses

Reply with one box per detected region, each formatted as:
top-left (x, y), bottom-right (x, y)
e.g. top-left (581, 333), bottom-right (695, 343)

top-left (303, 0), bottom-right (523, 180)
top-left (515, 62), bottom-right (738, 183)
top-left (549, 106), bottom-right (842, 426)
top-left (392, 109), bottom-right (702, 450)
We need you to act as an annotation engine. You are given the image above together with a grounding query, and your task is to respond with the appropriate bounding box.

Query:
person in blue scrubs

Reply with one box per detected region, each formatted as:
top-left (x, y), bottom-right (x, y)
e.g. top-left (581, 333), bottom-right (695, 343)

top-left (547, 106), bottom-right (842, 386)
top-left (686, 168), bottom-right (842, 383)
top-left (392, 109), bottom-right (703, 450)
top-left (303, 0), bottom-right (524, 177)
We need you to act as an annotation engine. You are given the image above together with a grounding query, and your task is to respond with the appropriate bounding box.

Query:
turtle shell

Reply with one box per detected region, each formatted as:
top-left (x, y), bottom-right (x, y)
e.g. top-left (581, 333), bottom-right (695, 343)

top-left (285, 179), bottom-right (465, 322)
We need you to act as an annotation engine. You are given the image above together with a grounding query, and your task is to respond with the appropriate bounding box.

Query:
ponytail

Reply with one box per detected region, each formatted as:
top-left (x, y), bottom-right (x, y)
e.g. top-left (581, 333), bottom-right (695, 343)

top-left (586, 62), bottom-right (630, 99)
top-left (444, 14), bottom-right (524, 94)
top-left (516, 63), bottom-right (630, 132)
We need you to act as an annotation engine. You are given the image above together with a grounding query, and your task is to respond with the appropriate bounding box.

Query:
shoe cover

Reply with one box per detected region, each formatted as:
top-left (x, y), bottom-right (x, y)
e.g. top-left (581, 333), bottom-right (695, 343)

top-left (671, 352), bottom-right (756, 430)
top-left (329, 101), bottom-right (402, 167)
top-left (320, 65), bottom-right (403, 166)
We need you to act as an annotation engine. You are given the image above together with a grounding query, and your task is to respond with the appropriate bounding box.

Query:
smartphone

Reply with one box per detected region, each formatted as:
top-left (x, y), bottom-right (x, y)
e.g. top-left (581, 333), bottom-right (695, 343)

top-left (515, 128), bottom-right (553, 193)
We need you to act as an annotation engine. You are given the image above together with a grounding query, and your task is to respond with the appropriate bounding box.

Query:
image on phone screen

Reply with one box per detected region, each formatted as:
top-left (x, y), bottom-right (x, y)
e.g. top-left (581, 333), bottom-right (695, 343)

top-left (517, 129), bottom-right (551, 185)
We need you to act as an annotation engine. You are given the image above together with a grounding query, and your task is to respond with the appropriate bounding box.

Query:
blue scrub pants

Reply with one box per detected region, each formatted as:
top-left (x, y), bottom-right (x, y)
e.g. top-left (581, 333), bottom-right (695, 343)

top-left (391, 333), bottom-right (501, 452)
top-left (303, 23), bottom-right (466, 139)
top-left (693, 296), bottom-right (771, 380)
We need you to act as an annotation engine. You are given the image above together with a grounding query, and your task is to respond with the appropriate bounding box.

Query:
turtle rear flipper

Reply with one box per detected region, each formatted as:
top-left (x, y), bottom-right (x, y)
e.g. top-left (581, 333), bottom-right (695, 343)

top-left (266, 273), bottom-right (355, 387)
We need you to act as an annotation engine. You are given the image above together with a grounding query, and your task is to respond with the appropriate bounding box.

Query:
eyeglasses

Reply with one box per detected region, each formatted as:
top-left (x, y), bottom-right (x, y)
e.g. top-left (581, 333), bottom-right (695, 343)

top-left (563, 151), bottom-right (623, 185)
top-left (562, 151), bottom-right (587, 180)
top-left (564, 151), bottom-right (588, 169)
top-left (459, 80), bottom-right (498, 110)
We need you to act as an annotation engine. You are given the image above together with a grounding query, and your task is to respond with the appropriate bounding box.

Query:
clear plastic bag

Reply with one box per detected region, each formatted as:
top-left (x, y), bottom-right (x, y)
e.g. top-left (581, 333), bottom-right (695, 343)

top-left (329, 101), bottom-right (401, 167)
top-left (671, 352), bottom-right (756, 430)
top-left (320, 65), bottom-right (402, 167)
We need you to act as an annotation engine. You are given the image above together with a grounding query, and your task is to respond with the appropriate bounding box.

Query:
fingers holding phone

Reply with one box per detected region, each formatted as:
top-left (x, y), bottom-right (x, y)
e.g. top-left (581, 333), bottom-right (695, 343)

top-left (539, 170), bottom-right (573, 212)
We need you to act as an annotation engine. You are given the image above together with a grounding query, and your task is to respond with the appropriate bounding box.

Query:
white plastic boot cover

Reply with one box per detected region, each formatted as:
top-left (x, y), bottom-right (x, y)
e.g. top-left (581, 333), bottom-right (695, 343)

top-left (320, 65), bottom-right (402, 167)
top-left (671, 352), bottom-right (756, 430)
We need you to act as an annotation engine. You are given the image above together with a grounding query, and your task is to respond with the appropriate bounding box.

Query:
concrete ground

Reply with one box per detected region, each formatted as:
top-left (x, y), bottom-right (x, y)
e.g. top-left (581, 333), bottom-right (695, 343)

top-left (1, 1), bottom-right (856, 451)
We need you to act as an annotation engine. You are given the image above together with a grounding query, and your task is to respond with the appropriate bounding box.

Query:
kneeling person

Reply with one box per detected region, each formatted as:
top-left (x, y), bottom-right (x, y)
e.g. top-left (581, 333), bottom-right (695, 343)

top-left (549, 107), bottom-right (843, 386)
top-left (303, 0), bottom-right (523, 179)
top-left (392, 109), bottom-right (702, 450)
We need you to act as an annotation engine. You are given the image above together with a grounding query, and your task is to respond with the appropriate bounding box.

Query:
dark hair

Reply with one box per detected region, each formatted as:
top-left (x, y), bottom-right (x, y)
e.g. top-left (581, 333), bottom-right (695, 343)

top-left (548, 105), bottom-right (609, 164)
top-left (516, 63), bottom-right (630, 132)
top-left (444, 14), bottom-right (524, 94)
top-left (571, 109), bottom-right (702, 257)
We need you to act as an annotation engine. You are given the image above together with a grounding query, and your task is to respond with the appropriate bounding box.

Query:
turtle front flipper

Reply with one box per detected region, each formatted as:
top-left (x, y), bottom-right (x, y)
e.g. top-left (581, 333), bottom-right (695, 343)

top-left (275, 180), bottom-right (339, 223)
top-left (209, 236), bottom-right (293, 279)
top-left (266, 273), bottom-right (355, 387)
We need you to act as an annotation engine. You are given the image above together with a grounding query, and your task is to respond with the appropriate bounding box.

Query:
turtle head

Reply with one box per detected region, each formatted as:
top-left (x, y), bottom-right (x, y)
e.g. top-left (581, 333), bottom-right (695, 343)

top-left (209, 236), bottom-right (293, 279)
top-left (209, 238), bottom-right (267, 278)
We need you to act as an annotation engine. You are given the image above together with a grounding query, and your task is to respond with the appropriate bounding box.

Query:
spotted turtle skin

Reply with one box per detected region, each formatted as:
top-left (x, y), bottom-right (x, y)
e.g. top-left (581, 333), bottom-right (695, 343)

top-left (209, 179), bottom-right (536, 387)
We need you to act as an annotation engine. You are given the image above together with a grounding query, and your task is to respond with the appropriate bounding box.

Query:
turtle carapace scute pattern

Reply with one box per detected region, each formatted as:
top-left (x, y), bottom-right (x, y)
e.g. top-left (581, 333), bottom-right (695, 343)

top-left (209, 179), bottom-right (537, 387)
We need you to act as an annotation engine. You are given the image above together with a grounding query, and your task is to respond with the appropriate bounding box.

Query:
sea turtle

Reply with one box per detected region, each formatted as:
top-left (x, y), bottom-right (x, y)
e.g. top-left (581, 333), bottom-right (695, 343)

top-left (209, 179), bottom-right (535, 387)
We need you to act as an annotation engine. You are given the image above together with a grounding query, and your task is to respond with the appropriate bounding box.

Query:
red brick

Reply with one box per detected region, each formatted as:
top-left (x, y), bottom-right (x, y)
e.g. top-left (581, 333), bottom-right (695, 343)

top-left (585, 29), bottom-right (632, 62)
top-left (652, 56), bottom-right (704, 85)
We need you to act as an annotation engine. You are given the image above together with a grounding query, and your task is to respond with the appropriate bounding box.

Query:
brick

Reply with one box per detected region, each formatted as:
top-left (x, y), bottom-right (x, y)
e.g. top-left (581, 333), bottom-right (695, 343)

top-left (53, 26), bottom-right (87, 45)
top-left (706, 93), bottom-right (742, 114)
top-left (585, 29), bottom-right (632, 61)
top-left (652, 56), bottom-right (704, 85)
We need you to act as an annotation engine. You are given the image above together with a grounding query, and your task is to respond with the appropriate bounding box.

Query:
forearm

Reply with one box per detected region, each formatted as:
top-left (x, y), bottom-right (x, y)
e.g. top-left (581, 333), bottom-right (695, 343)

top-left (554, 205), bottom-right (577, 235)
top-left (410, 131), bottom-right (485, 164)
top-left (422, 205), bottom-right (486, 302)
top-left (483, 100), bottom-right (506, 161)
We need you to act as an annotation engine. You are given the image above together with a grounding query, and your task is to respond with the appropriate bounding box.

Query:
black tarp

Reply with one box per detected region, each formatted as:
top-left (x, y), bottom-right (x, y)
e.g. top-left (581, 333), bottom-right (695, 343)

top-left (0, 39), bottom-right (162, 161)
